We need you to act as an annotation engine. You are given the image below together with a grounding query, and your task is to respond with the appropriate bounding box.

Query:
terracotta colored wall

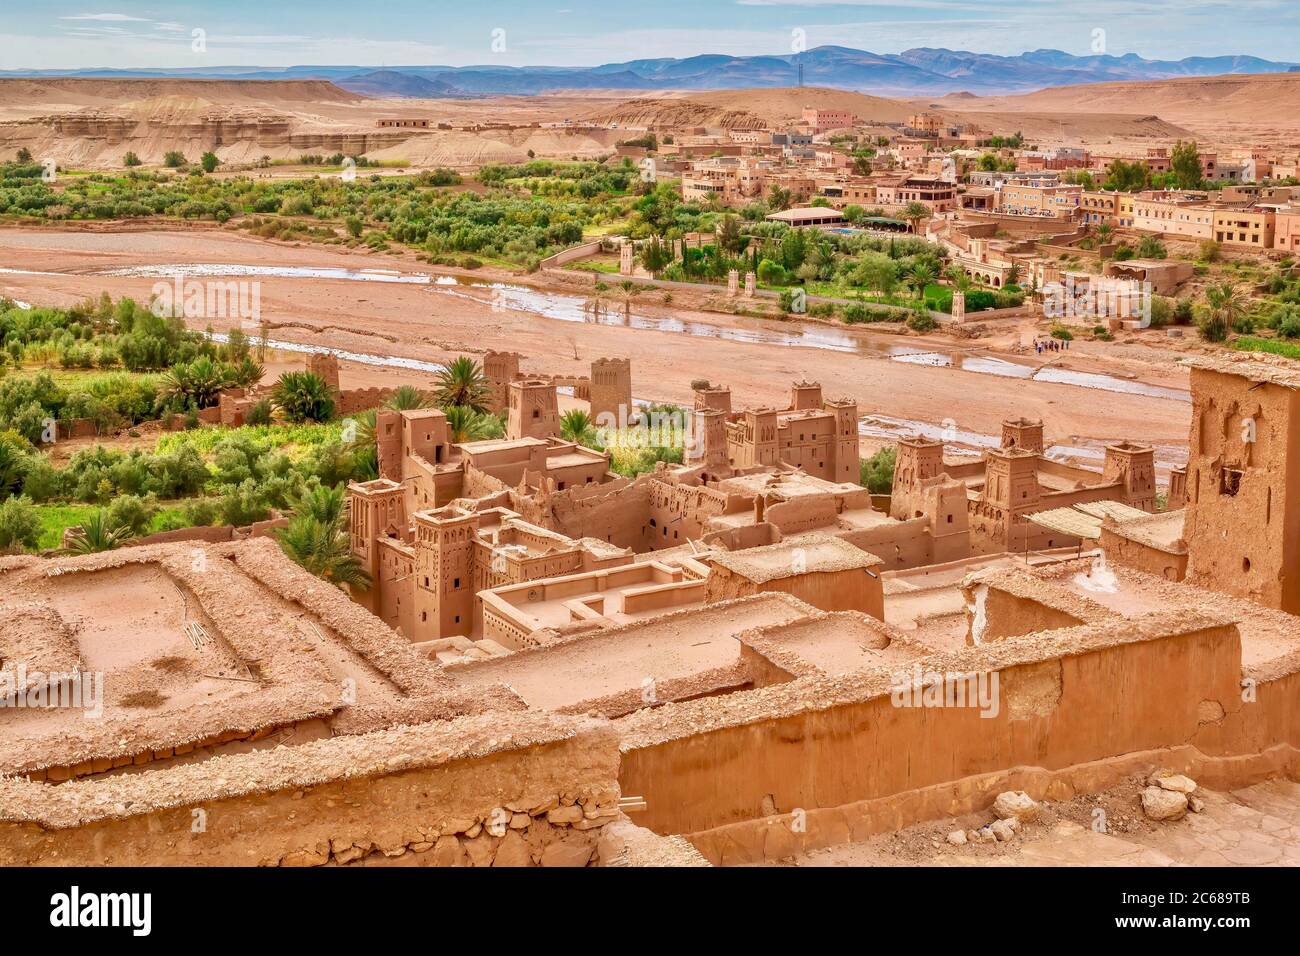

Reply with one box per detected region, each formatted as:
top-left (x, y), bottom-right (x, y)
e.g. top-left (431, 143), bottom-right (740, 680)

top-left (1100, 528), bottom-right (1187, 582)
top-left (969, 586), bottom-right (1087, 643)
top-left (618, 622), bottom-right (1246, 843)
top-left (1184, 369), bottom-right (1300, 614)
top-left (706, 566), bottom-right (884, 619)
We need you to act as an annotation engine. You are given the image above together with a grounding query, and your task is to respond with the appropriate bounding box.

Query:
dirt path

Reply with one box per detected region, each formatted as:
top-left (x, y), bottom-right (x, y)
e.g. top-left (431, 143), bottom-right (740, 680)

top-left (768, 778), bottom-right (1300, 867)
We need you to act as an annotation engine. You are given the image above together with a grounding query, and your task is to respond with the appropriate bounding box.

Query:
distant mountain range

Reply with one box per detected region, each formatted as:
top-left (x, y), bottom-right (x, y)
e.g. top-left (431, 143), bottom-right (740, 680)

top-left (3, 46), bottom-right (1297, 97)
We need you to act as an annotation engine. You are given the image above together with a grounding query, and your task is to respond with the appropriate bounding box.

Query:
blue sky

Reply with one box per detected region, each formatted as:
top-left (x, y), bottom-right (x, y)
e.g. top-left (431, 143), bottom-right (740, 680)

top-left (3, 1), bottom-right (1295, 70)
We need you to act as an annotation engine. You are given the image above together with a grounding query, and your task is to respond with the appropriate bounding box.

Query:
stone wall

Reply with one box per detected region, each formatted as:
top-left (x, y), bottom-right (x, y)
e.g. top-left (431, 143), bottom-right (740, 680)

top-left (0, 714), bottom-right (625, 867)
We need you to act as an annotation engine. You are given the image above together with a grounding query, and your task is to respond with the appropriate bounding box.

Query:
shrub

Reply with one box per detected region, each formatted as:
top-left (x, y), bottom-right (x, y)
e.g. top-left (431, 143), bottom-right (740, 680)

top-left (859, 447), bottom-right (896, 494)
top-left (1195, 304), bottom-right (1228, 343)
top-left (1136, 236), bottom-right (1166, 259)
top-left (103, 494), bottom-right (158, 537)
top-left (217, 481), bottom-right (272, 527)
top-left (184, 499), bottom-right (221, 527)
top-left (1279, 311), bottom-right (1300, 339)
top-left (756, 259), bottom-right (788, 286)
top-left (1148, 296), bottom-right (1172, 329)
top-left (244, 398), bottom-right (274, 426)
top-left (0, 495), bottom-right (40, 552)
top-left (906, 311), bottom-right (937, 333)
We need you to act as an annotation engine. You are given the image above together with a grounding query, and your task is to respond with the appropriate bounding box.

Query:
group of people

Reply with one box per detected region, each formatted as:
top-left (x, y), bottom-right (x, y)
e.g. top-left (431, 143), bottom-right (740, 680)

top-left (1034, 337), bottom-right (1070, 354)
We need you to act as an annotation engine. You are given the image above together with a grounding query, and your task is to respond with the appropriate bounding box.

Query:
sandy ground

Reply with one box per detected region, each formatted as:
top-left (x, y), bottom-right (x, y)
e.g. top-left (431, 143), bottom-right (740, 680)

top-left (930, 73), bottom-right (1300, 152)
top-left (0, 224), bottom-right (1194, 462)
top-left (769, 777), bottom-right (1300, 867)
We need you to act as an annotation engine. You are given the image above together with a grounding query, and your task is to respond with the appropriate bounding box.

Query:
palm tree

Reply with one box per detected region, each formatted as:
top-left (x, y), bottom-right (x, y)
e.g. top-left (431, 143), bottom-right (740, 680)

top-left (276, 514), bottom-right (370, 591)
top-left (62, 510), bottom-right (133, 554)
top-left (945, 264), bottom-right (972, 292)
top-left (902, 201), bottom-right (929, 234)
top-left (443, 404), bottom-right (497, 443)
top-left (1200, 281), bottom-right (1248, 343)
top-left (1095, 222), bottom-right (1114, 244)
top-left (228, 356), bottom-right (265, 389)
top-left (292, 483), bottom-right (348, 525)
top-left (560, 409), bottom-right (600, 448)
top-left (160, 356), bottom-right (235, 409)
top-left (383, 384), bottom-right (433, 411)
top-left (615, 280), bottom-right (641, 316)
top-left (347, 407), bottom-right (377, 449)
top-left (433, 356), bottom-right (491, 412)
top-left (272, 371), bottom-right (335, 423)
top-left (909, 263), bottom-right (937, 298)
top-left (582, 288), bottom-right (610, 321)
top-left (276, 484), bottom-right (370, 591)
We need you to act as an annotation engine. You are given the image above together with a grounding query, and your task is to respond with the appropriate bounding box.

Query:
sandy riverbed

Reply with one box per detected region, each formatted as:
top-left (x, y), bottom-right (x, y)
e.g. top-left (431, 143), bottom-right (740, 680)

top-left (0, 225), bottom-right (1195, 466)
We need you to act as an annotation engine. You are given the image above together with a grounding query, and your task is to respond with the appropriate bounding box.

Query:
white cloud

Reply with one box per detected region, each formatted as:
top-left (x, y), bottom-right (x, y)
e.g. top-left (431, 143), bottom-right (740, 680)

top-left (58, 12), bottom-right (151, 21)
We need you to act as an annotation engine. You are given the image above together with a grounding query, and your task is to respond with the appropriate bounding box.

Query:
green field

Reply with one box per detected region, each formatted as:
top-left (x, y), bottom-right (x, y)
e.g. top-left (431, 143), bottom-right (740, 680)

top-left (32, 499), bottom-right (195, 551)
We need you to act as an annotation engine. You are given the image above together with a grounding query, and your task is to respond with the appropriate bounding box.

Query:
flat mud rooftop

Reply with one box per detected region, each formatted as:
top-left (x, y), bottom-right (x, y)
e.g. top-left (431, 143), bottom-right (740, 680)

top-left (0, 539), bottom-right (450, 782)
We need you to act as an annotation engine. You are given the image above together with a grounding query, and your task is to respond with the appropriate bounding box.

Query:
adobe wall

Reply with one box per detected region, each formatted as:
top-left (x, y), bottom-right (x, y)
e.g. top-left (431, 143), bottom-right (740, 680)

top-left (705, 566), bottom-right (884, 620)
top-left (0, 715), bottom-right (624, 867)
top-left (337, 387), bottom-right (400, 417)
top-left (979, 588), bottom-right (1080, 640)
top-left (462, 463), bottom-right (511, 500)
top-left (839, 518), bottom-right (934, 571)
top-left (519, 477), bottom-right (650, 550)
top-left (616, 610), bottom-right (1263, 863)
top-left (1184, 367), bottom-right (1300, 614)
top-left (517, 474), bottom-right (726, 554)
top-left (703, 523), bottom-right (780, 552)
top-left (960, 575), bottom-right (1111, 644)
top-left (107, 516), bottom-right (289, 549)
top-left (1100, 526), bottom-right (1188, 581)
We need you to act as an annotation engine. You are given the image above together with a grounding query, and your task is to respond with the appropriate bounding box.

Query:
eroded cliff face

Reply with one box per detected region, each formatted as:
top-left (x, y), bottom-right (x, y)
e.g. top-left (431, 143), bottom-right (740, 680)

top-left (0, 77), bottom-right (416, 166)
top-left (0, 107), bottom-right (421, 166)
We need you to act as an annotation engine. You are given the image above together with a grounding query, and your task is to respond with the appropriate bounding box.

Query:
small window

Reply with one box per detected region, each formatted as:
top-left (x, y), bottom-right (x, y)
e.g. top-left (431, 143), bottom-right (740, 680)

top-left (1220, 469), bottom-right (1242, 497)
top-left (453, 577), bottom-right (461, 589)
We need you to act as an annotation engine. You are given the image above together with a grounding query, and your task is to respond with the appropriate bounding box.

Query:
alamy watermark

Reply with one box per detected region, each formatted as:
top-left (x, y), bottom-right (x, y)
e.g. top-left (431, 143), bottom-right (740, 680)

top-left (593, 404), bottom-right (703, 455)
top-left (1041, 275), bottom-right (1152, 327)
top-left (151, 274), bottom-right (261, 325)
top-left (0, 665), bottom-right (103, 719)
top-left (889, 664), bottom-right (1000, 719)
